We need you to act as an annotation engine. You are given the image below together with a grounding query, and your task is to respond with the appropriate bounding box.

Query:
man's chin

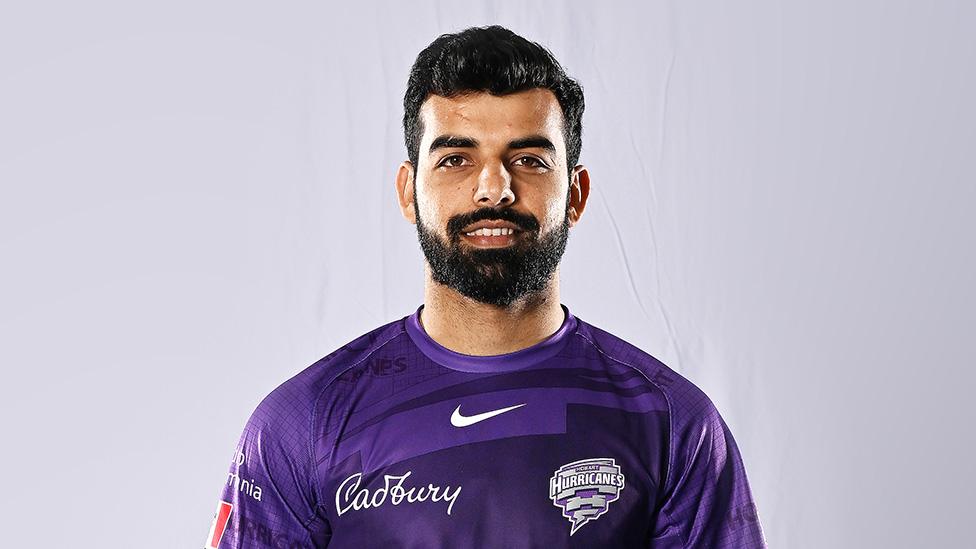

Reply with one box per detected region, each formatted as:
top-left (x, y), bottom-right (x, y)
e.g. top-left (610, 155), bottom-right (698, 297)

top-left (460, 244), bottom-right (522, 261)
top-left (457, 262), bottom-right (515, 281)
top-left (450, 279), bottom-right (525, 307)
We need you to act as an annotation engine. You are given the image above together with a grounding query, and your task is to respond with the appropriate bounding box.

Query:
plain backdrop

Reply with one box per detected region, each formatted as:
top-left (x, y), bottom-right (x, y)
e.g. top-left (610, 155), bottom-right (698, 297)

top-left (1, 1), bottom-right (973, 547)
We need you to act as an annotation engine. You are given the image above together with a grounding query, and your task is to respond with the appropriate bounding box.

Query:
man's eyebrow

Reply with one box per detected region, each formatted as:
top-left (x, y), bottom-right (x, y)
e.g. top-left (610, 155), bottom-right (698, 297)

top-left (507, 135), bottom-right (556, 155)
top-left (428, 135), bottom-right (479, 155)
top-left (427, 134), bottom-right (557, 155)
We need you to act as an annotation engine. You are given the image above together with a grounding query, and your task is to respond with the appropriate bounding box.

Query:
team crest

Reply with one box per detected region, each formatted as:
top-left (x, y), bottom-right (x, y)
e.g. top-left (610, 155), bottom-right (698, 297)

top-left (549, 458), bottom-right (626, 535)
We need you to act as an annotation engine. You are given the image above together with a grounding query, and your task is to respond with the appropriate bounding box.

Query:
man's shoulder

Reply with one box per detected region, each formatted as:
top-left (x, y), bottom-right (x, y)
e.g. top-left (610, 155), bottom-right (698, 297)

top-left (572, 317), bottom-right (721, 428)
top-left (246, 315), bottom-right (408, 430)
top-left (296, 315), bottom-right (408, 387)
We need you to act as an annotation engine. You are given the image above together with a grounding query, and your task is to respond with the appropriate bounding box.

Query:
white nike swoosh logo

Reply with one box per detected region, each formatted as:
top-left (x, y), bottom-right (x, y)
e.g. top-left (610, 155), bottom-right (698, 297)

top-left (451, 403), bottom-right (526, 427)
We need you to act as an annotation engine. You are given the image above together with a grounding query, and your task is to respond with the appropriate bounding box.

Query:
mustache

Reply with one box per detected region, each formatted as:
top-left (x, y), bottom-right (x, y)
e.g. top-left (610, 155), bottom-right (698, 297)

top-left (446, 207), bottom-right (540, 237)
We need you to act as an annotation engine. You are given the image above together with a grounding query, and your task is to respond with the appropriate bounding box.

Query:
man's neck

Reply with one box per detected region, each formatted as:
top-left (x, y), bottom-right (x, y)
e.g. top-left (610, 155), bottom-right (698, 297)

top-left (419, 267), bottom-right (565, 356)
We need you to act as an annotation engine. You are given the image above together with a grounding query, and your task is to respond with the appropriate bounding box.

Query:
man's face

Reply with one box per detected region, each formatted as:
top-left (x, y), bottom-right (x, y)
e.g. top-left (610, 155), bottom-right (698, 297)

top-left (398, 88), bottom-right (587, 307)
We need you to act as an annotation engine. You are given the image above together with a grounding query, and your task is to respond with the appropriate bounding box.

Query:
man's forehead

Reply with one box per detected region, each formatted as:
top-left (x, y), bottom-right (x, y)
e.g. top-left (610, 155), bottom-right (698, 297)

top-left (419, 88), bottom-right (564, 147)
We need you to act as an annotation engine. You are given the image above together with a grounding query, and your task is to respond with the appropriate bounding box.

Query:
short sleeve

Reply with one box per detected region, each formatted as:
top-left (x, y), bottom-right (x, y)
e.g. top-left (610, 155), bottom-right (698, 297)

top-left (650, 387), bottom-right (767, 548)
top-left (204, 383), bottom-right (332, 548)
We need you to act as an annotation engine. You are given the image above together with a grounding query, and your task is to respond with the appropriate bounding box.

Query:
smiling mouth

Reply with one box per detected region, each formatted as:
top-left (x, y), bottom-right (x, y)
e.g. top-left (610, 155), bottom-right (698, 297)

top-left (461, 228), bottom-right (521, 247)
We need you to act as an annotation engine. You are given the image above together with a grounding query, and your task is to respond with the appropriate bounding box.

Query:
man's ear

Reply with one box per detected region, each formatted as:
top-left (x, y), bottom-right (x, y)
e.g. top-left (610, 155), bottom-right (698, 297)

top-left (395, 161), bottom-right (417, 224)
top-left (568, 165), bottom-right (590, 227)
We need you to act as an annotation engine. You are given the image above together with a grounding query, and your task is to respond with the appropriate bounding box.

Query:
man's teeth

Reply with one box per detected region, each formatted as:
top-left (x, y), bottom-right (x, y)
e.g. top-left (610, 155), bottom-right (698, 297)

top-left (465, 227), bottom-right (515, 236)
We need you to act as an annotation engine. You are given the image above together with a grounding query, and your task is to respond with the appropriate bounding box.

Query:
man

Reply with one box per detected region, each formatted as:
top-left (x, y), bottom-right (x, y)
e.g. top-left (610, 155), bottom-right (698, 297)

top-left (205, 25), bottom-right (766, 548)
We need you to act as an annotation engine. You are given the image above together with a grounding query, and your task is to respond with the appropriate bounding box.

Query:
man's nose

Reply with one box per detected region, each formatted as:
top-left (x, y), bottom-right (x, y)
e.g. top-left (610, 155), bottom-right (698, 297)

top-left (473, 161), bottom-right (515, 207)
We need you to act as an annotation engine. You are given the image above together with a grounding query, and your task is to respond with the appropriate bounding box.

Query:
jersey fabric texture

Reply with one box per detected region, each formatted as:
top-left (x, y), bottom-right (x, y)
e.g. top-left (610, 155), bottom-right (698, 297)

top-left (205, 304), bottom-right (767, 548)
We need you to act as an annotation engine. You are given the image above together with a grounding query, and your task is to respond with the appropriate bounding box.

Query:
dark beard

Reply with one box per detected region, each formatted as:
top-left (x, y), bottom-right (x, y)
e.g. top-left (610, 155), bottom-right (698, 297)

top-left (414, 186), bottom-right (571, 307)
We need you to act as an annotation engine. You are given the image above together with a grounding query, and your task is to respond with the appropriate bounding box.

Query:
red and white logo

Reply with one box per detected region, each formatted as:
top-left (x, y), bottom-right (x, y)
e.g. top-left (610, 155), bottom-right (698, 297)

top-left (205, 501), bottom-right (233, 549)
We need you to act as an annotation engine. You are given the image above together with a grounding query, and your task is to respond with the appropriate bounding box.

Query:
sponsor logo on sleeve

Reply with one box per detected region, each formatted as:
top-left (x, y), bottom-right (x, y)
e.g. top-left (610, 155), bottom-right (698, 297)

top-left (208, 450), bottom-right (307, 548)
top-left (549, 458), bottom-right (626, 536)
top-left (227, 450), bottom-right (264, 502)
top-left (205, 501), bottom-right (232, 549)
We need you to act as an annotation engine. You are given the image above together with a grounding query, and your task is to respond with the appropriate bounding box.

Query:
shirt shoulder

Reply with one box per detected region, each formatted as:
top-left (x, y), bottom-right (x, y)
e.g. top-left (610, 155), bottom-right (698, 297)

top-left (253, 316), bottom-right (408, 440)
top-left (572, 317), bottom-right (716, 422)
top-left (209, 318), bottom-right (408, 547)
top-left (572, 318), bottom-right (766, 547)
top-left (571, 319), bottom-right (728, 486)
top-left (240, 316), bottom-right (407, 491)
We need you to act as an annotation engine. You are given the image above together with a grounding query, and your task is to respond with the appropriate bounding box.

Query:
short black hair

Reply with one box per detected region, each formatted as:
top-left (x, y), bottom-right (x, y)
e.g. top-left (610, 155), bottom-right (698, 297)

top-left (403, 25), bottom-right (585, 173)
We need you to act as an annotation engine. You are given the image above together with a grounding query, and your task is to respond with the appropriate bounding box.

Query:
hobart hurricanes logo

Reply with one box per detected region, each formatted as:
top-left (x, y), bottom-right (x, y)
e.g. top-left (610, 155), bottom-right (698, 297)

top-left (549, 458), bottom-right (626, 535)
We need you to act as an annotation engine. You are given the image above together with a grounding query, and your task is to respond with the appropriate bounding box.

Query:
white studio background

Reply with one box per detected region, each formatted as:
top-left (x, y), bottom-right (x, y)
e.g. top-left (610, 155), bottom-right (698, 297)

top-left (1, 1), bottom-right (972, 547)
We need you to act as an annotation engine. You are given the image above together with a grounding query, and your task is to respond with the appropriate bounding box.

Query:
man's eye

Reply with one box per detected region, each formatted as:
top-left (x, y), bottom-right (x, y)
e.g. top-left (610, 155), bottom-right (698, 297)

top-left (439, 155), bottom-right (467, 168)
top-left (515, 156), bottom-right (546, 168)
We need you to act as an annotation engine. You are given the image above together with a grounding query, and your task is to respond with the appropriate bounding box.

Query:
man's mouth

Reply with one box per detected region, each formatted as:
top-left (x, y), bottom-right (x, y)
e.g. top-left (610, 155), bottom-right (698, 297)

top-left (464, 227), bottom-right (517, 237)
top-left (461, 227), bottom-right (520, 248)
top-left (457, 219), bottom-right (525, 248)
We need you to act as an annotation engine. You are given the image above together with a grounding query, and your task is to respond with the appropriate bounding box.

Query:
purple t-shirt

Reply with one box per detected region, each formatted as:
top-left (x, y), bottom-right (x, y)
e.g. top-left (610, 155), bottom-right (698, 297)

top-left (205, 304), bottom-right (766, 548)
